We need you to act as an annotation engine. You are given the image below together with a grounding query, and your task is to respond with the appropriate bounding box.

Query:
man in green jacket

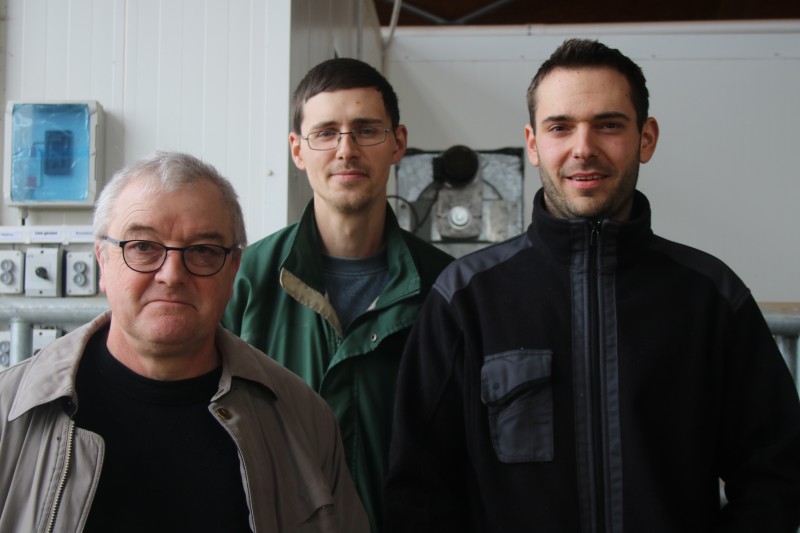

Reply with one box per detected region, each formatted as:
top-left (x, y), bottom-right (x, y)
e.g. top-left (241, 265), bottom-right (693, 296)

top-left (223, 58), bottom-right (453, 531)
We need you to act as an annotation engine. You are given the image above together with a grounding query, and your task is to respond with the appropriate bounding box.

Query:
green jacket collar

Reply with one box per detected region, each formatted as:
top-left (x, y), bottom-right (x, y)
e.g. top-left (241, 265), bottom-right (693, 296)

top-left (278, 200), bottom-right (423, 336)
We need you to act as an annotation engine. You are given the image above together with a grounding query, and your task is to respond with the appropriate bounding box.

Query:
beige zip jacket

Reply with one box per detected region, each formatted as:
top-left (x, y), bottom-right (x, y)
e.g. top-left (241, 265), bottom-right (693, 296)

top-left (0, 312), bottom-right (369, 533)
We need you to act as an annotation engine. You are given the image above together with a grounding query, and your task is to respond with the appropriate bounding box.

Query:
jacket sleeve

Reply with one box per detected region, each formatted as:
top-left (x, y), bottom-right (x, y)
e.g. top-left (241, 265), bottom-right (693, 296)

top-left (384, 288), bottom-right (472, 533)
top-left (716, 296), bottom-right (800, 532)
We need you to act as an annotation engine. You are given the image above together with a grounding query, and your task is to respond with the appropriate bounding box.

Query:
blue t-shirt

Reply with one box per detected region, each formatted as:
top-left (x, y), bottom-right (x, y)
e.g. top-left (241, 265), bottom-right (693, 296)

top-left (322, 248), bottom-right (390, 332)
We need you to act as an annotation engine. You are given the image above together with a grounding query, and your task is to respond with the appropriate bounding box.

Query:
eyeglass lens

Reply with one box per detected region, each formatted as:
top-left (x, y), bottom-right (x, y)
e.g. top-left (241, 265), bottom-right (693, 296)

top-left (123, 241), bottom-right (227, 276)
top-left (307, 127), bottom-right (388, 150)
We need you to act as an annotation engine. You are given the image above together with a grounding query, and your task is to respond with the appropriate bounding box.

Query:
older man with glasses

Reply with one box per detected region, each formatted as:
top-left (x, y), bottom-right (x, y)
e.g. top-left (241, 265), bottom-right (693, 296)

top-left (0, 151), bottom-right (368, 532)
top-left (223, 58), bottom-right (453, 532)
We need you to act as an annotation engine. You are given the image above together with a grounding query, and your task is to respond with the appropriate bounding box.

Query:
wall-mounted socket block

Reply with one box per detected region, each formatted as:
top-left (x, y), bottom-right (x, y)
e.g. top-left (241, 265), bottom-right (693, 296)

top-left (0, 250), bottom-right (24, 294)
top-left (65, 251), bottom-right (97, 296)
top-left (0, 330), bottom-right (10, 369)
top-left (24, 247), bottom-right (62, 297)
top-left (32, 328), bottom-right (61, 357)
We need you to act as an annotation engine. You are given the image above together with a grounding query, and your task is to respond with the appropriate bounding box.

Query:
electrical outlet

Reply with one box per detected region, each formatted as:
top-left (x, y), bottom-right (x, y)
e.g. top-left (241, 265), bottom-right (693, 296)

top-left (65, 250), bottom-right (97, 296)
top-left (24, 247), bottom-right (62, 297)
top-left (0, 250), bottom-right (24, 294)
top-left (0, 330), bottom-right (10, 369)
top-left (32, 328), bottom-right (61, 357)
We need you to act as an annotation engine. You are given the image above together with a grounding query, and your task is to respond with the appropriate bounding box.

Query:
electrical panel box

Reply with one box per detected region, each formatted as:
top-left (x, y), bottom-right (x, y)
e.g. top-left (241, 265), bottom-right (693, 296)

top-left (1, 226), bottom-right (104, 366)
top-left (32, 327), bottom-right (61, 356)
top-left (3, 101), bottom-right (103, 208)
top-left (24, 247), bottom-right (62, 297)
top-left (0, 250), bottom-right (24, 294)
top-left (0, 330), bottom-right (10, 369)
top-left (1, 225), bottom-right (96, 298)
top-left (65, 250), bottom-right (97, 296)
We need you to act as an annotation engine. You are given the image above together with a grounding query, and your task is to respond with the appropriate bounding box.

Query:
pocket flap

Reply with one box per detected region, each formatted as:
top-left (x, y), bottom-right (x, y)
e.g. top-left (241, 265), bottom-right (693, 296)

top-left (296, 480), bottom-right (335, 526)
top-left (481, 350), bottom-right (552, 404)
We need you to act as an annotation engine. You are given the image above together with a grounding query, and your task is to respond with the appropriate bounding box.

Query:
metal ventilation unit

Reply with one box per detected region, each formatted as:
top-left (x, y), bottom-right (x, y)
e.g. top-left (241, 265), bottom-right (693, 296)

top-left (393, 145), bottom-right (524, 257)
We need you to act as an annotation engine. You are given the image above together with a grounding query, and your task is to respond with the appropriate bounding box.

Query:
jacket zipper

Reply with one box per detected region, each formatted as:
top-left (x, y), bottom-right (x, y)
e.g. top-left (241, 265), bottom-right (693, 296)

top-left (46, 419), bottom-right (75, 533)
top-left (589, 221), bottom-right (606, 532)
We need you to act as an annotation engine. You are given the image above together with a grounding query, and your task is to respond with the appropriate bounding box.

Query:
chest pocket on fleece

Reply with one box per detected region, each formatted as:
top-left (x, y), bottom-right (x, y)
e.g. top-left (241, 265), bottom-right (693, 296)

top-left (480, 349), bottom-right (553, 463)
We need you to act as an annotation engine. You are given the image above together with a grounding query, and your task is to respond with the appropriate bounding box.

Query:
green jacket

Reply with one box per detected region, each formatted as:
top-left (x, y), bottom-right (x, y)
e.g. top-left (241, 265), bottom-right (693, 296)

top-left (223, 201), bottom-right (453, 532)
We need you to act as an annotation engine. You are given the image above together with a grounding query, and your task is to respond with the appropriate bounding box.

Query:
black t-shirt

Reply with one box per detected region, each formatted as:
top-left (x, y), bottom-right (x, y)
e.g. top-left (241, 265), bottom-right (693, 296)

top-left (74, 328), bottom-right (251, 532)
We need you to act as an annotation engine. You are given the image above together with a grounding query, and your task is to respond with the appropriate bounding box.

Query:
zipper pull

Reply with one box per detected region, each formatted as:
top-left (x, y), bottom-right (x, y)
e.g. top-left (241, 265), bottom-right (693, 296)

top-left (590, 220), bottom-right (601, 246)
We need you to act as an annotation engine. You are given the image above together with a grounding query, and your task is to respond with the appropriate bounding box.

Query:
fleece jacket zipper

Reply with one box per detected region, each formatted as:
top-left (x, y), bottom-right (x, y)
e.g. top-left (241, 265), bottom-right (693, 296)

top-left (588, 221), bottom-right (606, 533)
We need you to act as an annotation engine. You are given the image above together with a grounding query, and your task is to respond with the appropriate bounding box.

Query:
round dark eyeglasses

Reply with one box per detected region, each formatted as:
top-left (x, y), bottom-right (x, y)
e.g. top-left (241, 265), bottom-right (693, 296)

top-left (102, 236), bottom-right (234, 277)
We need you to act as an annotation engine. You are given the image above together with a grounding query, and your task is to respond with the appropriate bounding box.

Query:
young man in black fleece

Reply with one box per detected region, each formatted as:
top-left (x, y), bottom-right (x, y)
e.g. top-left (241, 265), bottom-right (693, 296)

top-left (386, 38), bottom-right (800, 532)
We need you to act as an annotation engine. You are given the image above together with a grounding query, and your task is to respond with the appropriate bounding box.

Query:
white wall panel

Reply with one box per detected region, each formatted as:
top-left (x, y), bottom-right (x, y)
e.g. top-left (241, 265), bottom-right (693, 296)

top-left (176, 3), bottom-right (206, 157)
top-left (123, 2), bottom-right (159, 160)
top-left (261, 0), bottom-right (291, 236)
top-left (386, 22), bottom-right (800, 302)
top-left (2, 0), bottom-right (380, 242)
top-left (43, 1), bottom-right (69, 97)
top-left (153, 0), bottom-right (185, 153)
top-left (17, 1), bottom-right (49, 98)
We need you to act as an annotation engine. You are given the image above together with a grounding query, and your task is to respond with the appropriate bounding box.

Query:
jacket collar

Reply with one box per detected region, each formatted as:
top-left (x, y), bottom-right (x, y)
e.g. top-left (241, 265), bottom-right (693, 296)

top-left (7, 312), bottom-right (106, 421)
top-left (280, 199), bottom-right (423, 303)
top-left (281, 201), bottom-right (328, 294)
top-left (527, 188), bottom-right (654, 265)
top-left (213, 325), bottom-right (280, 400)
top-left (8, 311), bottom-right (278, 421)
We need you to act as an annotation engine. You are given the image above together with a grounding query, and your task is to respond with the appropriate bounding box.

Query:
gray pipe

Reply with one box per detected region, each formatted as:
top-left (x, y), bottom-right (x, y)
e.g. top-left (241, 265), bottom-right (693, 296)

top-left (10, 319), bottom-right (33, 366)
top-left (0, 296), bottom-right (108, 323)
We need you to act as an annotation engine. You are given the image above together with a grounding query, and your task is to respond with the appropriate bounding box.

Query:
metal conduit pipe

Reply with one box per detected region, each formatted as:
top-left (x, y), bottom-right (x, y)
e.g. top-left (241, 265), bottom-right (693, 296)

top-left (761, 304), bottom-right (800, 388)
top-left (774, 336), bottom-right (799, 387)
top-left (763, 314), bottom-right (800, 337)
top-left (10, 319), bottom-right (33, 366)
top-left (2, 297), bottom-right (108, 364)
top-left (0, 296), bottom-right (108, 323)
top-left (760, 303), bottom-right (800, 334)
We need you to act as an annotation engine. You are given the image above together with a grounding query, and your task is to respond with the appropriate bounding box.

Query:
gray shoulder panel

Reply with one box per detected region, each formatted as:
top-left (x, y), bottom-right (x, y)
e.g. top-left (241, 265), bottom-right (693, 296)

top-left (433, 233), bottom-right (532, 304)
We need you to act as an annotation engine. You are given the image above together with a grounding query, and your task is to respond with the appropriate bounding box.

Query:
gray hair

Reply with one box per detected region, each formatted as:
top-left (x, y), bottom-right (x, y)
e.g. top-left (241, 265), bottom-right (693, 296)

top-left (93, 151), bottom-right (247, 248)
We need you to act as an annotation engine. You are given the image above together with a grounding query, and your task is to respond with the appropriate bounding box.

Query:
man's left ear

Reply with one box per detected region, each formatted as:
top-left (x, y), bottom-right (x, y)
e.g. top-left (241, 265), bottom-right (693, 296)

top-left (639, 117), bottom-right (659, 164)
top-left (391, 125), bottom-right (408, 164)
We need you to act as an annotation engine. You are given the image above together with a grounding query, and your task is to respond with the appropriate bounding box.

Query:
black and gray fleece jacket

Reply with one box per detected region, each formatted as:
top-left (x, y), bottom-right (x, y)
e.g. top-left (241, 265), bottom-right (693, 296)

top-left (386, 188), bottom-right (800, 533)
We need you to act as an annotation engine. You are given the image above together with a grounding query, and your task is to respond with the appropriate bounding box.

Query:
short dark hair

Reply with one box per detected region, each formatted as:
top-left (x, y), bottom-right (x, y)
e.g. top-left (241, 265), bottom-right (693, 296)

top-left (527, 39), bottom-right (650, 131)
top-left (291, 57), bottom-right (400, 133)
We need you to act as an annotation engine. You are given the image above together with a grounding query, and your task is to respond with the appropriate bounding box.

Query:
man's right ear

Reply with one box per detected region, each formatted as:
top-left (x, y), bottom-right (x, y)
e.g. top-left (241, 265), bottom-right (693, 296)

top-left (289, 132), bottom-right (306, 171)
top-left (524, 124), bottom-right (540, 167)
top-left (95, 241), bottom-right (107, 294)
